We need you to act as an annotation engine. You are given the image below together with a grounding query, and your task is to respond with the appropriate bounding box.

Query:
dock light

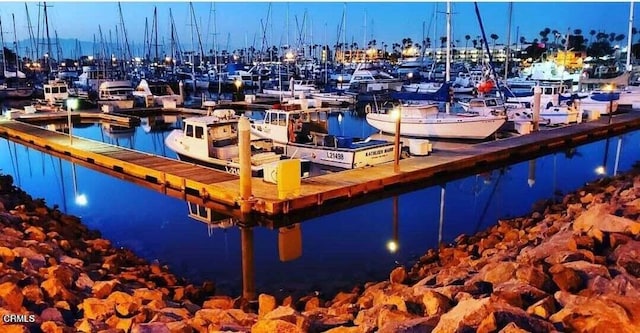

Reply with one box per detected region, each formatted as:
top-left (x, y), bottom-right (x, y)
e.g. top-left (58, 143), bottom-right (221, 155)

top-left (66, 98), bottom-right (79, 145)
top-left (75, 193), bottom-right (88, 206)
top-left (88, 55), bottom-right (93, 61)
top-left (595, 166), bottom-right (606, 175)
top-left (61, 62), bottom-right (66, 67)
top-left (386, 240), bottom-right (398, 253)
top-left (338, 75), bottom-right (343, 83)
top-left (603, 84), bottom-right (615, 124)
top-left (407, 72), bottom-right (413, 80)
top-left (285, 51), bottom-right (295, 61)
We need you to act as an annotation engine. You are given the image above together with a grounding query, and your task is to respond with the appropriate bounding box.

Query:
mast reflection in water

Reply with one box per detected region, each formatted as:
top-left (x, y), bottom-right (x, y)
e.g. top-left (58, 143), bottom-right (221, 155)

top-left (0, 111), bottom-right (638, 296)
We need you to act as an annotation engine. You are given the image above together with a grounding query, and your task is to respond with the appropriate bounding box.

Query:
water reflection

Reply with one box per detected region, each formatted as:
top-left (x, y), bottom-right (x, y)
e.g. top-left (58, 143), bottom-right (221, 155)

top-left (101, 123), bottom-right (136, 148)
top-left (0, 115), bottom-right (639, 296)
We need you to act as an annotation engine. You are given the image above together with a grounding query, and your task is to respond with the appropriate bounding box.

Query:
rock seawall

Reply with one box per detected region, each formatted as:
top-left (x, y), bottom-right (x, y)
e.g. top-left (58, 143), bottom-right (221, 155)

top-left (0, 163), bottom-right (639, 332)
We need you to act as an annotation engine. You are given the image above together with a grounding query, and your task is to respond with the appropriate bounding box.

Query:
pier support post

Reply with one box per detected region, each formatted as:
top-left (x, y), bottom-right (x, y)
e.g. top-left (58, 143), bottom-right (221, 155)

top-left (240, 227), bottom-right (256, 301)
top-left (179, 81), bottom-right (185, 103)
top-left (239, 116), bottom-right (252, 215)
top-left (238, 116), bottom-right (255, 300)
top-left (614, 137), bottom-right (622, 176)
top-left (532, 86), bottom-right (541, 131)
top-left (527, 159), bottom-right (536, 188)
top-left (393, 107), bottom-right (401, 173)
top-left (438, 185), bottom-right (445, 244)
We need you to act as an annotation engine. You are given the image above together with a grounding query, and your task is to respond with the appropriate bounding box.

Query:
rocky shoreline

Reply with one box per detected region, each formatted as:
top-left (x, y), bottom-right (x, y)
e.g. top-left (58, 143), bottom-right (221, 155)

top-left (1, 163), bottom-right (640, 332)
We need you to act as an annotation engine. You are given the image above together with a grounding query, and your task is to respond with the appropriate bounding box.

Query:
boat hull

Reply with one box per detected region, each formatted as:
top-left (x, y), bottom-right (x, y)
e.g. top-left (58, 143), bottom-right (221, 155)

top-left (366, 113), bottom-right (506, 140)
top-left (283, 141), bottom-right (396, 169)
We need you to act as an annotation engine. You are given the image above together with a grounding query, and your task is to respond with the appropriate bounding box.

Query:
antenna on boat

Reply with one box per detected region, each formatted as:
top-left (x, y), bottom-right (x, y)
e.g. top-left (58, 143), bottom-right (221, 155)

top-left (473, 2), bottom-right (506, 106)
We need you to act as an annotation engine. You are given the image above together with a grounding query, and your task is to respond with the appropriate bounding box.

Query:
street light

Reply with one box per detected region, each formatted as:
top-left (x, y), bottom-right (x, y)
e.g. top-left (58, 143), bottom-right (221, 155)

top-left (66, 98), bottom-right (78, 145)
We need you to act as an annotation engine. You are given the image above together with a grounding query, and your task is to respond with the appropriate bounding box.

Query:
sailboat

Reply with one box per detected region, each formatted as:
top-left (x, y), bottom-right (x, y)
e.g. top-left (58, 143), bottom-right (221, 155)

top-left (366, 2), bottom-right (506, 140)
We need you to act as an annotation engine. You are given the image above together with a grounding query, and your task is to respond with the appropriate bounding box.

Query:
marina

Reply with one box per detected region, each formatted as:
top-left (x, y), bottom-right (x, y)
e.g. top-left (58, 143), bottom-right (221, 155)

top-left (1, 109), bottom-right (638, 223)
top-left (2, 1), bottom-right (640, 332)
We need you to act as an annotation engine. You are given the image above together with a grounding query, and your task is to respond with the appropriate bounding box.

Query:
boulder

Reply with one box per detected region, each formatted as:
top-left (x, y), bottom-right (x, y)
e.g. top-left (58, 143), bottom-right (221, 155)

top-left (376, 307), bottom-right (419, 331)
top-left (432, 297), bottom-right (493, 333)
top-left (390, 266), bottom-right (407, 284)
top-left (13, 247), bottom-right (46, 269)
top-left (80, 298), bottom-right (115, 321)
top-left (573, 204), bottom-right (640, 236)
top-left (22, 284), bottom-right (44, 304)
top-left (25, 226), bottom-right (47, 242)
top-left (492, 280), bottom-right (548, 309)
top-left (202, 295), bottom-right (234, 310)
top-left (612, 240), bottom-right (640, 277)
top-left (549, 264), bottom-right (583, 293)
top-left (251, 319), bottom-right (303, 333)
top-left (0, 246), bottom-right (16, 263)
top-left (263, 306), bottom-right (307, 330)
top-left (526, 296), bottom-right (556, 319)
top-left (550, 291), bottom-right (640, 332)
top-left (40, 307), bottom-right (64, 323)
top-left (258, 293), bottom-right (276, 319)
top-left (130, 322), bottom-right (171, 333)
top-left (378, 317), bottom-right (438, 333)
top-left (420, 290), bottom-right (452, 317)
top-left (0, 282), bottom-right (24, 312)
top-left (92, 280), bottom-right (119, 299)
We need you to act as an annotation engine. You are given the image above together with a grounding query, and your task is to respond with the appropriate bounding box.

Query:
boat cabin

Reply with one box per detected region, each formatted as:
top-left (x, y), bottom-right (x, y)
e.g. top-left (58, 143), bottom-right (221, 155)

top-left (99, 81), bottom-right (134, 101)
top-left (181, 110), bottom-right (240, 159)
top-left (255, 109), bottom-right (329, 144)
top-left (187, 202), bottom-right (235, 229)
top-left (43, 80), bottom-right (69, 105)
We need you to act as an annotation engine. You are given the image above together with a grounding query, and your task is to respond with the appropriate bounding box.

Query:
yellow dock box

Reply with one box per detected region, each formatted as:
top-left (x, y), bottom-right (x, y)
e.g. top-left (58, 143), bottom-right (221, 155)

top-left (277, 159), bottom-right (301, 199)
top-left (278, 224), bottom-right (302, 262)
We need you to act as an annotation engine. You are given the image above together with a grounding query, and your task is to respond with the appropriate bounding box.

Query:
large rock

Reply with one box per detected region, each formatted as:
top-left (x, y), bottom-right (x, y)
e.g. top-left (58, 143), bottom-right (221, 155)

top-left (202, 295), bottom-right (234, 310)
top-left (549, 264), bottom-right (583, 293)
top-left (390, 266), bottom-right (407, 284)
top-left (130, 322), bottom-right (171, 333)
top-left (80, 298), bottom-right (115, 321)
top-left (376, 307), bottom-right (419, 331)
top-left (491, 280), bottom-right (548, 309)
top-left (258, 293), bottom-right (276, 319)
top-left (263, 306), bottom-right (307, 331)
top-left (251, 319), bottom-right (303, 333)
top-left (432, 297), bottom-right (492, 333)
top-left (612, 240), bottom-right (640, 277)
top-left (13, 247), bottom-right (46, 269)
top-left (378, 317), bottom-right (438, 333)
top-left (25, 226), bottom-right (47, 242)
top-left (573, 204), bottom-right (640, 237)
top-left (550, 291), bottom-right (640, 332)
top-left (0, 246), bottom-right (16, 263)
top-left (90, 280), bottom-right (118, 300)
top-left (40, 278), bottom-right (75, 303)
top-left (476, 262), bottom-right (517, 285)
top-left (419, 290), bottom-right (452, 317)
top-left (518, 230), bottom-right (576, 264)
top-left (0, 282), bottom-right (24, 312)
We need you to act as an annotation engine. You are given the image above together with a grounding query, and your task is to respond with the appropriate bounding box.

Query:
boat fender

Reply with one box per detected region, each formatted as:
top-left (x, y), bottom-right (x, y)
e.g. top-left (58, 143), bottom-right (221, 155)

top-left (365, 104), bottom-right (372, 114)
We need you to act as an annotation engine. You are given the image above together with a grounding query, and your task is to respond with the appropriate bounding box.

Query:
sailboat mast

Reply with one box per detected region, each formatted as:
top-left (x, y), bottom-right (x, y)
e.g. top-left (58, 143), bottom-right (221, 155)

top-left (154, 6), bottom-right (158, 62)
top-left (504, 2), bottom-right (513, 81)
top-left (25, 3), bottom-right (36, 61)
top-left (0, 17), bottom-right (6, 75)
top-left (13, 14), bottom-right (22, 77)
top-left (627, 1), bottom-right (634, 71)
top-left (445, 1), bottom-right (451, 114)
top-left (44, 1), bottom-right (53, 75)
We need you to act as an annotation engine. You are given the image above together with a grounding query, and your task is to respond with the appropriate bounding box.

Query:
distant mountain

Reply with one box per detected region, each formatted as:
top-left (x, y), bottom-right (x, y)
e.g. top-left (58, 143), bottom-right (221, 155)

top-left (16, 38), bottom-right (154, 60)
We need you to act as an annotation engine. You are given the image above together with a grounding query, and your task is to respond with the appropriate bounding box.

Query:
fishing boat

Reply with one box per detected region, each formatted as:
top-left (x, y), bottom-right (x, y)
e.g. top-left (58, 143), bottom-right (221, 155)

top-left (165, 109), bottom-right (311, 177)
top-left (250, 108), bottom-right (398, 169)
top-left (42, 80), bottom-right (69, 106)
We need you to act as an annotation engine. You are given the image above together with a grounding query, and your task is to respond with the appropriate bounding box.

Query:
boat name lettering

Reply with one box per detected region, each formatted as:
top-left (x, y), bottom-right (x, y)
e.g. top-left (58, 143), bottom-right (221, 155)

top-left (225, 166), bottom-right (240, 175)
top-left (366, 147), bottom-right (394, 157)
top-left (327, 152), bottom-right (344, 160)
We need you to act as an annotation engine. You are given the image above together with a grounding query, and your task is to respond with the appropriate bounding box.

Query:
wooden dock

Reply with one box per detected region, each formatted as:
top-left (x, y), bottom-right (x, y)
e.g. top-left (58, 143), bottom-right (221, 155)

top-left (1, 112), bottom-right (640, 224)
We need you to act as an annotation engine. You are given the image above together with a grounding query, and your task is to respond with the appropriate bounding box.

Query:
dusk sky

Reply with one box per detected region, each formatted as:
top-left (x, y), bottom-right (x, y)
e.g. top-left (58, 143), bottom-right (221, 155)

top-left (0, 1), bottom-right (636, 57)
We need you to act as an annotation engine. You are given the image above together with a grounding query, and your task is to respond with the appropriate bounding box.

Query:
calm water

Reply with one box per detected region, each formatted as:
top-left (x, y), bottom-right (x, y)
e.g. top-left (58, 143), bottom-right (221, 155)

top-left (1, 111), bottom-right (638, 296)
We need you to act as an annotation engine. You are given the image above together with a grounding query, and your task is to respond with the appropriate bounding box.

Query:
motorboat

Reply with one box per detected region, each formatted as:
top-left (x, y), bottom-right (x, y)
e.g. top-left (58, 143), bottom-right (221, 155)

top-left (165, 110), bottom-right (311, 177)
top-left (250, 107), bottom-right (398, 169)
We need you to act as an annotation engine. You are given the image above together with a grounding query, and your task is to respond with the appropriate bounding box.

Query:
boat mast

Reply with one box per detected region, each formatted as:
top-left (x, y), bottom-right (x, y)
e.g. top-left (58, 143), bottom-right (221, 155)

top-left (12, 14), bottom-right (20, 79)
top-left (153, 6), bottom-right (158, 63)
top-left (627, 0), bottom-right (634, 71)
top-left (25, 3), bottom-right (37, 61)
top-left (445, 1), bottom-right (451, 114)
top-left (504, 2), bottom-right (513, 82)
top-left (43, 1), bottom-right (53, 75)
top-left (0, 17), bottom-right (6, 76)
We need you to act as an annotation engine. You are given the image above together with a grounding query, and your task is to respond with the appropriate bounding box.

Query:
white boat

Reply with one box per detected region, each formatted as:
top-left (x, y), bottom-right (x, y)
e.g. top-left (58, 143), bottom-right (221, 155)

top-left (42, 80), bottom-right (69, 105)
top-left (165, 110), bottom-right (311, 177)
top-left (250, 108), bottom-right (398, 169)
top-left (309, 91), bottom-right (356, 105)
top-left (133, 79), bottom-right (183, 107)
top-left (346, 63), bottom-right (403, 92)
top-left (366, 104), bottom-right (506, 140)
top-left (98, 81), bottom-right (135, 111)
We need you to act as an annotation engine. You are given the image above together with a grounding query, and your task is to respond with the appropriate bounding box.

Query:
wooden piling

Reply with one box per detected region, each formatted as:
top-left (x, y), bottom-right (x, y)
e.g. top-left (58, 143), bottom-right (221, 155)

top-left (532, 86), bottom-right (542, 131)
top-left (238, 116), bottom-right (252, 215)
top-left (240, 227), bottom-right (256, 301)
top-left (393, 110), bottom-right (401, 173)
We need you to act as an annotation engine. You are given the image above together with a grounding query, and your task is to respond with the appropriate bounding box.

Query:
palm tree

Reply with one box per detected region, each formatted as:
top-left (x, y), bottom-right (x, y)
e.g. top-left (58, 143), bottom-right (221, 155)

top-left (589, 29), bottom-right (596, 44)
top-left (464, 34), bottom-right (471, 52)
top-left (490, 33), bottom-right (499, 54)
top-left (633, 27), bottom-right (638, 43)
